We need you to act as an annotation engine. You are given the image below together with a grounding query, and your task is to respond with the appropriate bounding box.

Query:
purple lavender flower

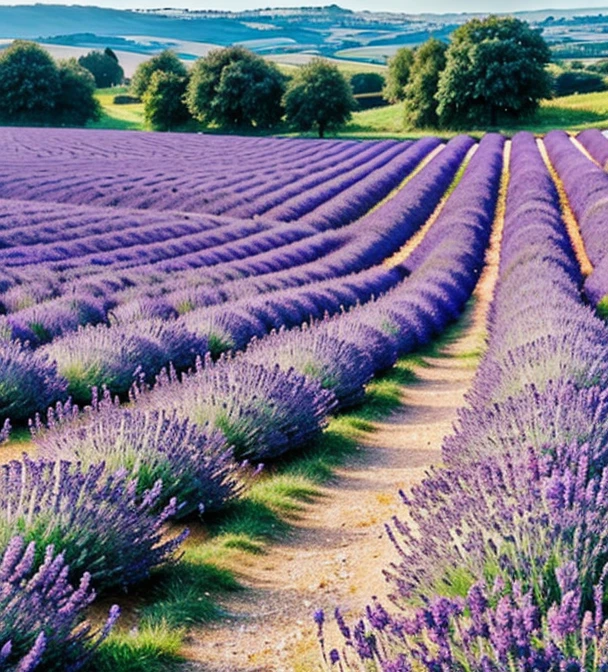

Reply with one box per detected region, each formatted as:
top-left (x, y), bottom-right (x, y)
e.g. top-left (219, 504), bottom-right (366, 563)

top-left (0, 456), bottom-right (186, 591)
top-left (33, 390), bottom-right (247, 517)
top-left (0, 535), bottom-right (119, 670)
top-left (0, 339), bottom-right (67, 424)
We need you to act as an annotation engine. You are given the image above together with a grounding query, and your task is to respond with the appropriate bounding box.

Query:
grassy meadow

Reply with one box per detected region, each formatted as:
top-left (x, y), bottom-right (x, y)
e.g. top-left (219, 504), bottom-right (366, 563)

top-left (91, 85), bottom-right (608, 138)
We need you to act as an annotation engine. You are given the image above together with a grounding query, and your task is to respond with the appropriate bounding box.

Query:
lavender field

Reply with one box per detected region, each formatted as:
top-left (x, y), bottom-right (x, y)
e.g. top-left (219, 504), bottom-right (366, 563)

top-left (0, 126), bottom-right (607, 670)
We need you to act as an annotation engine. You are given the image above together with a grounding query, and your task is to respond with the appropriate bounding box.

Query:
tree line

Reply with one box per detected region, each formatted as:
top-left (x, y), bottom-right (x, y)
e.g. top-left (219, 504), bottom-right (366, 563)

top-left (384, 16), bottom-right (553, 129)
top-left (0, 15), bottom-right (591, 134)
top-left (132, 47), bottom-right (356, 137)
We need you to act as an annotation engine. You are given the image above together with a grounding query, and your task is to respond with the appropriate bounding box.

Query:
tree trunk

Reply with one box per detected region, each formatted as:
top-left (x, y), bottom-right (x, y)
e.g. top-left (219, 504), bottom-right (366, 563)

top-left (318, 122), bottom-right (325, 138)
top-left (490, 104), bottom-right (497, 127)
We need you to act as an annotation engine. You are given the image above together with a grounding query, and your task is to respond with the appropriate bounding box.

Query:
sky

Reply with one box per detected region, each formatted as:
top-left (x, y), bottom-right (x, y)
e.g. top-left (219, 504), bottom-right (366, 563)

top-left (0, 0), bottom-right (608, 12)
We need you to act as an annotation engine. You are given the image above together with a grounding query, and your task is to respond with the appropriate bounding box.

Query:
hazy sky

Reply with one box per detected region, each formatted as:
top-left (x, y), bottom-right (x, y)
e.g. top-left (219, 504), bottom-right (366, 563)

top-left (0, 0), bottom-right (608, 13)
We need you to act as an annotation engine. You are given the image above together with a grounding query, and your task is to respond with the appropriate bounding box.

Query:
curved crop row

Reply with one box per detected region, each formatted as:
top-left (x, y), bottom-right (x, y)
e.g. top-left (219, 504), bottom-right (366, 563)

top-left (321, 133), bottom-right (608, 671)
top-left (544, 129), bottom-right (608, 304)
top-left (21, 137), bottom-right (471, 411)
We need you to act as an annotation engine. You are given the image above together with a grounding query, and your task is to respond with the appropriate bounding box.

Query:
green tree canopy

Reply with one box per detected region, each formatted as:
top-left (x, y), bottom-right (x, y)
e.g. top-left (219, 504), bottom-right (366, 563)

top-left (143, 70), bottom-right (190, 131)
top-left (0, 40), bottom-right (60, 123)
top-left (553, 70), bottom-right (607, 96)
top-left (403, 37), bottom-right (447, 129)
top-left (131, 50), bottom-right (187, 98)
top-left (436, 16), bottom-right (552, 128)
top-left (78, 49), bottom-right (124, 88)
top-left (350, 71), bottom-right (385, 95)
top-left (588, 59), bottom-right (608, 74)
top-left (55, 58), bottom-right (101, 126)
top-left (186, 46), bottom-right (286, 129)
top-left (383, 47), bottom-right (414, 102)
top-left (284, 58), bottom-right (355, 138)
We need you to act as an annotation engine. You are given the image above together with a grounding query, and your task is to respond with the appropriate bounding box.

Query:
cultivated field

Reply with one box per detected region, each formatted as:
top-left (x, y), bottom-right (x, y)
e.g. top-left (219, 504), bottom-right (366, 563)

top-left (0, 126), bottom-right (607, 670)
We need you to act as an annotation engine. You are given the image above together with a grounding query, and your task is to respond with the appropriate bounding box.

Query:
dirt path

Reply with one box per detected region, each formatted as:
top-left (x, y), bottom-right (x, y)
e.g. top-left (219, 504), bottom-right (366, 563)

top-left (181, 296), bottom-right (496, 672)
top-left (181, 146), bottom-right (507, 672)
top-left (180, 308), bottom-right (482, 672)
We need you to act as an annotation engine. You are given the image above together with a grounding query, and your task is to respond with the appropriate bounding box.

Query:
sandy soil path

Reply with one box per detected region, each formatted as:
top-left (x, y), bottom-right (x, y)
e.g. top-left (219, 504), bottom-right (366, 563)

top-left (180, 143), bottom-right (507, 672)
top-left (181, 282), bottom-right (496, 671)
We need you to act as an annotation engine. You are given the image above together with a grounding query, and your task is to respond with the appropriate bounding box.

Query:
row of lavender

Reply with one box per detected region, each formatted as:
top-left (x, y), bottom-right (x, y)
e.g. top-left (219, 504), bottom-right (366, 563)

top-left (320, 133), bottom-right (608, 670)
top-left (0, 134), bottom-right (503, 669)
top-left (546, 128), bottom-right (608, 306)
top-left (0, 135), bottom-right (465, 422)
top-left (0, 137), bottom-right (437, 343)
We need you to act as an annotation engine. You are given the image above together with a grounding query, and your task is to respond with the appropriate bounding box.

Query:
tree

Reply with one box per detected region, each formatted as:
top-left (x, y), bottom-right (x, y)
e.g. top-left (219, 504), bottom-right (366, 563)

top-left (436, 16), bottom-right (552, 128)
top-left (0, 40), bottom-right (60, 123)
top-left (186, 47), bottom-right (286, 129)
top-left (55, 59), bottom-right (101, 126)
top-left (143, 70), bottom-right (190, 131)
top-left (553, 70), bottom-right (607, 96)
top-left (131, 50), bottom-right (187, 98)
top-left (284, 58), bottom-right (355, 138)
top-left (104, 47), bottom-right (119, 63)
top-left (403, 38), bottom-right (447, 129)
top-left (78, 49), bottom-right (124, 88)
top-left (350, 71), bottom-right (385, 95)
top-left (588, 59), bottom-right (608, 74)
top-left (383, 47), bottom-right (414, 102)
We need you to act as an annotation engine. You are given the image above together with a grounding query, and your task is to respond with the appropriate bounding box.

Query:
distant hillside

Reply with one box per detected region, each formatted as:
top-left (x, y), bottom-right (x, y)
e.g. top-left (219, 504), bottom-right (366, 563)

top-left (2, 4), bottom-right (608, 66)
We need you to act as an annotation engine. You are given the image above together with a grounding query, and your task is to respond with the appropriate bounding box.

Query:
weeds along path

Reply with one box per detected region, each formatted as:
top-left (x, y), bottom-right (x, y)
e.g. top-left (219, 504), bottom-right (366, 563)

top-left (180, 148), bottom-right (508, 672)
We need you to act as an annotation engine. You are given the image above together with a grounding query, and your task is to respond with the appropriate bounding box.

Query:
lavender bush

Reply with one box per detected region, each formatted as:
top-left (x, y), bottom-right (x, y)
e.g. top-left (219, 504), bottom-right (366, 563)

top-left (318, 563), bottom-right (608, 671)
top-left (150, 359), bottom-right (336, 461)
top-left (319, 131), bottom-right (608, 671)
top-left (32, 391), bottom-right (246, 517)
top-left (0, 340), bottom-right (67, 424)
top-left (0, 536), bottom-right (119, 671)
top-left (0, 456), bottom-right (186, 591)
top-left (577, 128), bottom-right (608, 168)
top-left (244, 327), bottom-right (376, 408)
top-left (40, 320), bottom-right (207, 403)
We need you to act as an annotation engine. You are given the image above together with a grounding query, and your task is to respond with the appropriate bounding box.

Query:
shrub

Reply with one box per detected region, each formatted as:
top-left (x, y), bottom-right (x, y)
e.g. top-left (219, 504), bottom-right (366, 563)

top-left (244, 326), bottom-right (375, 408)
top-left (0, 456), bottom-right (187, 592)
top-left (151, 359), bottom-right (336, 461)
top-left (0, 536), bottom-right (120, 671)
top-left (554, 70), bottom-right (607, 96)
top-left (33, 391), bottom-right (246, 517)
top-left (0, 340), bottom-right (67, 424)
top-left (112, 94), bottom-right (140, 104)
top-left (41, 320), bottom-right (206, 404)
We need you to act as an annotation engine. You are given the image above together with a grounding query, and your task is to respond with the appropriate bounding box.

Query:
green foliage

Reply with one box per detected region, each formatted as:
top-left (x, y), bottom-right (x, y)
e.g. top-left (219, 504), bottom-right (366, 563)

top-left (284, 57), bottom-right (355, 138)
top-left (553, 70), bottom-right (607, 96)
top-left (92, 623), bottom-right (184, 672)
top-left (104, 47), bottom-right (119, 62)
top-left (56, 58), bottom-right (101, 126)
top-left (0, 40), bottom-right (60, 123)
top-left (131, 50), bottom-right (187, 98)
top-left (403, 37), bottom-right (447, 129)
top-left (383, 47), bottom-right (414, 102)
top-left (186, 46), bottom-right (286, 129)
top-left (78, 49), bottom-right (124, 88)
top-left (350, 71), bottom-right (385, 94)
top-left (142, 70), bottom-right (190, 131)
top-left (588, 59), bottom-right (608, 74)
top-left (597, 295), bottom-right (608, 319)
top-left (436, 16), bottom-right (552, 128)
top-left (0, 42), bottom-right (99, 126)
